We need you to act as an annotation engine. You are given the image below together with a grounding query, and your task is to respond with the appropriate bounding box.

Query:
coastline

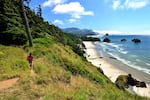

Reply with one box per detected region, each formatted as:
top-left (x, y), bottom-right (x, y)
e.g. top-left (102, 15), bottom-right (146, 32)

top-left (83, 41), bottom-right (150, 98)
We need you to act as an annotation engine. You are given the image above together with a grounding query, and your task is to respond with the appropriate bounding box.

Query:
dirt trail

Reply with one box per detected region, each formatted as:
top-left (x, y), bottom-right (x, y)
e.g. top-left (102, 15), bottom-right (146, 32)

top-left (30, 69), bottom-right (35, 76)
top-left (0, 67), bottom-right (35, 91)
top-left (0, 77), bottom-right (19, 91)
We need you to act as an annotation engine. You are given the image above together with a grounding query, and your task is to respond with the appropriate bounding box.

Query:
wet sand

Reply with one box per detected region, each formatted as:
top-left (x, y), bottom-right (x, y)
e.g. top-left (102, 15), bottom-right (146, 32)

top-left (83, 41), bottom-right (150, 98)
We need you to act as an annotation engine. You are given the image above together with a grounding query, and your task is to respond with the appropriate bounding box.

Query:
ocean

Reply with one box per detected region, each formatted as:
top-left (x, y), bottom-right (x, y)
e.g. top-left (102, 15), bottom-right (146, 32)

top-left (96, 35), bottom-right (150, 74)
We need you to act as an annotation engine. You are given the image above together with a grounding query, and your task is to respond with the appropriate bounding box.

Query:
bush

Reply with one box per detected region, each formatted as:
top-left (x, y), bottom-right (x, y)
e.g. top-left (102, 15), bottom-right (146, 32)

top-left (115, 75), bottom-right (128, 90)
top-left (63, 71), bottom-right (71, 83)
top-left (33, 37), bottom-right (53, 47)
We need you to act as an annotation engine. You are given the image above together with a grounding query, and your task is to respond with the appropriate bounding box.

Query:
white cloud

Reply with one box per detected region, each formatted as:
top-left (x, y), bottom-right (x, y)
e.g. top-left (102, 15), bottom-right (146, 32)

top-left (111, 0), bottom-right (149, 10)
top-left (94, 30), bottom-right (150, 35)
top-left (125, 0), bottom-right (149, 9)
top-left (94, 30), bottom-right (123, 35)
top-left (68, 19), bottom-right (77, 23)
top-left (42, 0), bottom-right (66, 7)
top-left (133, 30), bottom-right (150, 35)
top-left (52, 2), bottom-right (94, 19)
top-left (53, 19), bottom-right (63, 25)
top-left (113, 0), bottom-right (121, 10)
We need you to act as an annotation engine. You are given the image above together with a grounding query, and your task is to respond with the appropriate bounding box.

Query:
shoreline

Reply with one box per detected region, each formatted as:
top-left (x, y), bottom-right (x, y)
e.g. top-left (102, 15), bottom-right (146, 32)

top-left (83, 41), bottom-right (150, 98)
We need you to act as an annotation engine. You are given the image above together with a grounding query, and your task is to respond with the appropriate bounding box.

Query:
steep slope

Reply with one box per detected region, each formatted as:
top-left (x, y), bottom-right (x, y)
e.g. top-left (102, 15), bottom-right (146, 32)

top-left (0, 39), bottom-right (148, 100)
top-left (0, 0), bottom-right (149, 100)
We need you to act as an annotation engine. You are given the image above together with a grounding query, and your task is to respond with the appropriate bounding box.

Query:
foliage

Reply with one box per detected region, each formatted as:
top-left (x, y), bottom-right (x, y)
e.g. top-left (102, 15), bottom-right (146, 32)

top-left (0, 0), bottom-right (149, 100)
top-left (63, 33), bottom-right (85, 56)
top-left (0, 0), bottom-right (27, 45)
top-left (81, 36), bottom-right (101, 41)
top-left (0, 0), bottom-right (68, 46)
top-left (0, 42), bottom-right (149, 100)
top-left (0, 0), bottom-right (84, 56)
top-left (115, 75), bottom-right (128, 90)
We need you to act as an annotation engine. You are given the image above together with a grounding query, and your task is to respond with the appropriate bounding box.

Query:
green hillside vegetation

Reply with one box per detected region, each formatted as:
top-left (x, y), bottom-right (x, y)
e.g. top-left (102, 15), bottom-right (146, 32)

top-left (1, 39), bottom-right (148, 100)
top-left (0, 0), bottom-right (149, 100)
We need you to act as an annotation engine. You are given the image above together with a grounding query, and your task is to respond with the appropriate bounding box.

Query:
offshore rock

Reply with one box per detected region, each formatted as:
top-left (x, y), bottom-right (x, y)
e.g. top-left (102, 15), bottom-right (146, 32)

top-left (121, 39), bottom-right (127, 42)
top-left (103, 38), bottom-right (111, 43)
top-left (115, 74), bottom-right (147, 89)
top-left (132, 38), bottom-right (141, 43)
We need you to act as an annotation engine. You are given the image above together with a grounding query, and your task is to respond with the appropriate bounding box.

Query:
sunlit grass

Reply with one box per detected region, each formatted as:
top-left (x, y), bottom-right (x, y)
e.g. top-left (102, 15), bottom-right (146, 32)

top-left (0, 40), bottom-right (149, 100)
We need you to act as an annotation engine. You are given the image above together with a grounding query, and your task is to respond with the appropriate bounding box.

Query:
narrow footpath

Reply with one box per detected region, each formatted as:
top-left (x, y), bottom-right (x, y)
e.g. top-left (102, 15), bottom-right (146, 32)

top-left (0, 78), bottom-right (19, 91)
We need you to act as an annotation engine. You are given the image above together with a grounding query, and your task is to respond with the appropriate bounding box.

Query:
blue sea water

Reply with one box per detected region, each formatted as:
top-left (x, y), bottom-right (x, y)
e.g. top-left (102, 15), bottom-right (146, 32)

top-left (97, 35), bottom-right (150, 74)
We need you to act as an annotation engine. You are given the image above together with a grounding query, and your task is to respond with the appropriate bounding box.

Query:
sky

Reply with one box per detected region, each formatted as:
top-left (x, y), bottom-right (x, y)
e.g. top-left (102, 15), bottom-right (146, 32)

top-left (29, 0), bottom-right (150, 35)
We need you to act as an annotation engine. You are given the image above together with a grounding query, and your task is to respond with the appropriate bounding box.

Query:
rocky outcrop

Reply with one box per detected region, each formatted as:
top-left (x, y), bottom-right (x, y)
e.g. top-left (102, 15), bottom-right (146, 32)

top-left (103, 38), bottom-right (111, 43)
top-left (121, 39), bottom-right (127, 42)
top-left (132, 38), bottom-right (141, 43)
top-left (105, 33), bottom-right (109, 36)
top-left (81, 36), bottom-right (101, 41)
top-left (135, 81), bottom-right (147, 87)
top-left (97, 66), bottom-right (104, 75)
top-left (115, 74), bottom-right (147, 89)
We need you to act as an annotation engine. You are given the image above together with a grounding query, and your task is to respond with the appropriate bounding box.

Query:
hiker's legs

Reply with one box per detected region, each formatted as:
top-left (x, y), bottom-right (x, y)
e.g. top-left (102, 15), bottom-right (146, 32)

top-left (29, 62), bottom-right (32, 70)
top-left (30, 64), bottom-right (32, 70)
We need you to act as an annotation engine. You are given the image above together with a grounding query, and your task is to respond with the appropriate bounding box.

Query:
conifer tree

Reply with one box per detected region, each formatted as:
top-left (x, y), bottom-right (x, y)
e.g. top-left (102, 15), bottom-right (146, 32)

top-left (24, 0), bottom-right (31, 7)
top-left (37, 4), bottom-right (42, 18)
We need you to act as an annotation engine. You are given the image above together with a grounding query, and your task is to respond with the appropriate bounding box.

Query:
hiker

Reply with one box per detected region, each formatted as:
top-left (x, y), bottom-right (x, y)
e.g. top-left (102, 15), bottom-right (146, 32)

top-left (27, 53), bottom-right (33, 70)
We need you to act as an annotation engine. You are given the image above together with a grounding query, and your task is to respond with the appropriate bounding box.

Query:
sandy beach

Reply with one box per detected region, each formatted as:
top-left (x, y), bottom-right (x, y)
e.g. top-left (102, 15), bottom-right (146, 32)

top-left (83, 41), bottom-right (150, 98)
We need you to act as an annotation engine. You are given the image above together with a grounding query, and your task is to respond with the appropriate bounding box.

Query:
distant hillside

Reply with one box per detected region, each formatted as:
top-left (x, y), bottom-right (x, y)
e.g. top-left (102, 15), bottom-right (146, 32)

top-left (62, 27), bottom-right (98, 36)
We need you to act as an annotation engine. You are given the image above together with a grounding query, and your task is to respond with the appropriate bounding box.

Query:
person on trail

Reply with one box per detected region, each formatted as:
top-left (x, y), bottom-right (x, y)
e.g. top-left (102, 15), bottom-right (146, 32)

top-left (27, 53), bottom-right (33, 70)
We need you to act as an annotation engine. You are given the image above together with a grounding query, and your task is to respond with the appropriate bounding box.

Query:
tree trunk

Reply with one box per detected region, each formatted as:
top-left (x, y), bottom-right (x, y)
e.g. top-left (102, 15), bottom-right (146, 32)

top-left (20, 0), bottom-right (33, 47)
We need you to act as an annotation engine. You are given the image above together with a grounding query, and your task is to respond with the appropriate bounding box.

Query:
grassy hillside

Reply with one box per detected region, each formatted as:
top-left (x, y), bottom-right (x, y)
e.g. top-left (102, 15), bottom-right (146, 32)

top-left (0, 38), bottom-right (149, 100)
top-left (0, 0), bottom-right (149, 100)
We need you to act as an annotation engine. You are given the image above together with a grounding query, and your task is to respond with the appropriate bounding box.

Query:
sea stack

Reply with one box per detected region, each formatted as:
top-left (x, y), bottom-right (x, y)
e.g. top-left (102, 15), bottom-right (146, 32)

top-left (103, 38), bottom-right (111, 43)
top-left (132, 38), bottom-right (141, 43)
top-left (121, 39), bottom-right (127, 42)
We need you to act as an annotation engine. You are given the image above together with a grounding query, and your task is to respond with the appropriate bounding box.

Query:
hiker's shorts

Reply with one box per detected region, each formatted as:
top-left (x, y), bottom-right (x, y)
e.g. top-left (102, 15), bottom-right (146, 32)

top-left (29, 62), bottom-right (32, 65)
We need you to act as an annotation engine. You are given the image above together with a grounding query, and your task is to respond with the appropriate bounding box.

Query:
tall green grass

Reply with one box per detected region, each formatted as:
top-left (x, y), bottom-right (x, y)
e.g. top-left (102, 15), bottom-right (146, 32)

top-left (0, 39), bottom-right (149, 100)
